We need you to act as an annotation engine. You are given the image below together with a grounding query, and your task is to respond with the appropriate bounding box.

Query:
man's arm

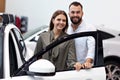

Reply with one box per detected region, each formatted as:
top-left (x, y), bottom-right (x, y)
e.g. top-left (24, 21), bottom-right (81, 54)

top-left (83, 36), bottom-right (95, 69)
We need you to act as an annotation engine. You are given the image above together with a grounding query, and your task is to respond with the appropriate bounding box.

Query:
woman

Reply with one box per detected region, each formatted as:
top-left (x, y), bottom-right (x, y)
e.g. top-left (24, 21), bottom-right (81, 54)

top-left (34, 10), bottom-right (81, 71)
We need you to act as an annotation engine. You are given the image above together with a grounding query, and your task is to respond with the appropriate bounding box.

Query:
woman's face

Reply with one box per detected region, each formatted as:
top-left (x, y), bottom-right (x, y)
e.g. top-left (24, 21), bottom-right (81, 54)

top-left (52, 14), bottom-right (66, 31)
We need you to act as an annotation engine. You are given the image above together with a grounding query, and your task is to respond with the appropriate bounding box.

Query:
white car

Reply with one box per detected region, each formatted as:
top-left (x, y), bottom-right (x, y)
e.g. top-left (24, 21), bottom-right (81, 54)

top-left (0, 13), bottom-right (106, 80)
top-left (24, 25), bottom-right (120, 80)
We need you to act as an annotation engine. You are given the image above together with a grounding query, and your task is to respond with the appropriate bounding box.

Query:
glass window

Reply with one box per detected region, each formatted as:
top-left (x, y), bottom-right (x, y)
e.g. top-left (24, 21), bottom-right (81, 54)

top-left (12, 29), bottom-right (27, 62)
top-left (9, 28), bottom-right (27, 76)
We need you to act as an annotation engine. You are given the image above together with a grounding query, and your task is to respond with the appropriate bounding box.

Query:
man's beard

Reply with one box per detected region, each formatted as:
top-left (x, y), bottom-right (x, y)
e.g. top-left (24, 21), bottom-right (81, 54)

top-left (70, 17), bottom-right (82, 25)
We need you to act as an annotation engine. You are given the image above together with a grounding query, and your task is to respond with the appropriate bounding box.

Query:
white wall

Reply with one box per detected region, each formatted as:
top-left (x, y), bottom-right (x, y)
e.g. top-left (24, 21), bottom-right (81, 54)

top-left (6, 0), bottom-right (120, 31)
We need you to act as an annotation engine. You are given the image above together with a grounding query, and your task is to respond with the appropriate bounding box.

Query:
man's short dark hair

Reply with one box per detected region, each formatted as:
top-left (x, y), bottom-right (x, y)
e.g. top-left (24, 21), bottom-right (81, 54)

top-left (69, 1), bottom-right (83, 9)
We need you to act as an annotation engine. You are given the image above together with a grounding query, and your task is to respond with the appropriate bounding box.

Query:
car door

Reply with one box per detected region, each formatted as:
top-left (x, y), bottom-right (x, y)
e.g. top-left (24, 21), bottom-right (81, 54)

top-left (13, 31), bottom-right (106, 80)
top-left (34, 31), bottom-right (106, 80)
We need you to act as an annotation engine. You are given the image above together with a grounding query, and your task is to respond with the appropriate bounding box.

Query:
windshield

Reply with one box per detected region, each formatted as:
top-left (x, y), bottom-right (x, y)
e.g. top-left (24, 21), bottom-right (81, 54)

top-left (12, 29), bottom-right (27, 62)
top-left (23, 25), bottom-right (48, 39)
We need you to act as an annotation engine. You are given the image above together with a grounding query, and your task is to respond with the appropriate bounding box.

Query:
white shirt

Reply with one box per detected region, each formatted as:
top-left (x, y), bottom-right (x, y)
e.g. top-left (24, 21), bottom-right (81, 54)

top-left (67, 20), bottom-right (96, 64)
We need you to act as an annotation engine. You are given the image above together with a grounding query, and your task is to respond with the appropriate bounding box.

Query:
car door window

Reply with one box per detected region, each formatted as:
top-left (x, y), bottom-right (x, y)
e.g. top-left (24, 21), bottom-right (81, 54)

top-left (9, 28), bottom-right (27, 76)
top-left (34, 31), bottom-right (104, 71)
top-left (12, 29), bottom-right (27, 63)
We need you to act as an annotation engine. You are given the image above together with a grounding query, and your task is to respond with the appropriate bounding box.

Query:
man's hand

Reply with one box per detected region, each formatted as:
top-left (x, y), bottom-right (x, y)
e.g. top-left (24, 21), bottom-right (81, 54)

top-left (82, 58), bottom-right (93, 69)
top-left (74, 62), bottom-right (82, 71)
top-left (82, 62), bottom-right (93, 69)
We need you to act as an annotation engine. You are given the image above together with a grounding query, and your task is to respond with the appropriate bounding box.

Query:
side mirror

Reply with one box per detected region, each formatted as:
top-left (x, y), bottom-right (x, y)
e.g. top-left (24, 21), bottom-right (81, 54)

top-left (28, 59), bottom-right (56, 76)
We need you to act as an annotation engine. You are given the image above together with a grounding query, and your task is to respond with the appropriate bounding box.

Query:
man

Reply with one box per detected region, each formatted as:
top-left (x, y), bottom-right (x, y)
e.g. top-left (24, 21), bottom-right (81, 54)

top-left (67, 1), bottom-right (96, 69)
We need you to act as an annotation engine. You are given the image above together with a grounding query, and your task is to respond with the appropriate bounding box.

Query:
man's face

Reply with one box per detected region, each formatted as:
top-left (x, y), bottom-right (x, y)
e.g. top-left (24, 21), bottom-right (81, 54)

top-left (69, 5), bottom-right (83, 25)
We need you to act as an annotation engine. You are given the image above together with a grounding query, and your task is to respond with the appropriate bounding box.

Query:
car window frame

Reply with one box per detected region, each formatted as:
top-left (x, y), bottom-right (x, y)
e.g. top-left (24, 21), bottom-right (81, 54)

top-left (98, 30), bottom-right (115, 40)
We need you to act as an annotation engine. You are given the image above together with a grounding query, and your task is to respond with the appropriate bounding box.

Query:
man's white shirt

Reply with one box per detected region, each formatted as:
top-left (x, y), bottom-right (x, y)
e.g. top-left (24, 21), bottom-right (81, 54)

top-left (67, 20), bottom-right (96, 64)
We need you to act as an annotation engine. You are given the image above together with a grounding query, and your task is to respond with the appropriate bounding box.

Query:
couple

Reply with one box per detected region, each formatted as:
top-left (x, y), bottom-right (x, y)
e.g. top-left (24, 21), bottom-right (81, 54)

top-left (34, 1), bottom-right (96, 71)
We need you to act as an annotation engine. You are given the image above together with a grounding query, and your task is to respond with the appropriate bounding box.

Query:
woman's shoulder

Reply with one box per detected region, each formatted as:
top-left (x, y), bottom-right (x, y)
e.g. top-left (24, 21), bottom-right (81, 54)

top-left (40, 31), bottom-right (50, 36)
top-left (38, 31), bottom-right (50, 40)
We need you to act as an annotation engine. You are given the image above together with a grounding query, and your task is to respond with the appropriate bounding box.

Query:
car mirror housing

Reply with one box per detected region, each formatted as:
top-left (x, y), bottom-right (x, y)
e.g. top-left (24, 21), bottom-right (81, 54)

top-left (28, 59), bottom-right (56, 76)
